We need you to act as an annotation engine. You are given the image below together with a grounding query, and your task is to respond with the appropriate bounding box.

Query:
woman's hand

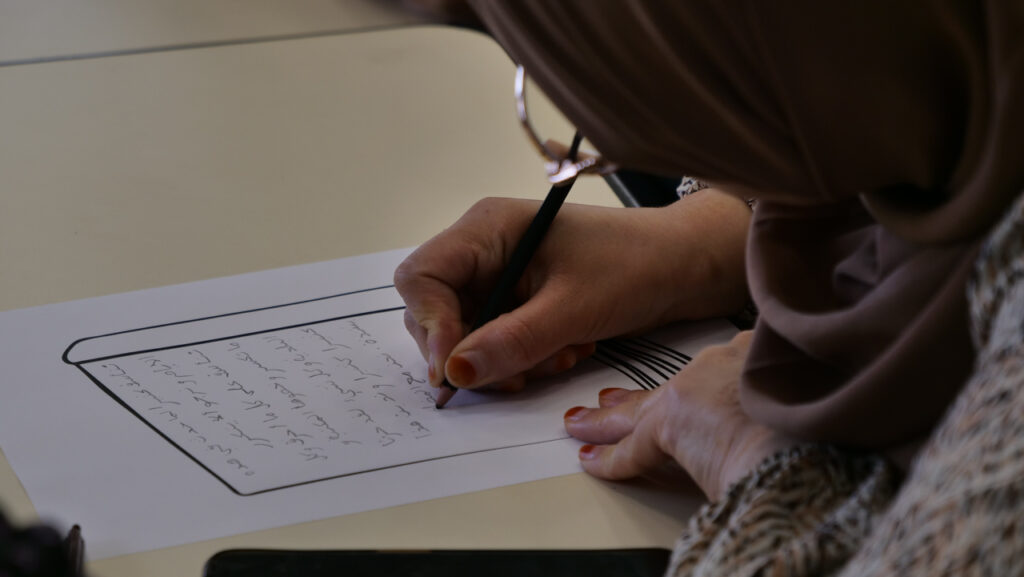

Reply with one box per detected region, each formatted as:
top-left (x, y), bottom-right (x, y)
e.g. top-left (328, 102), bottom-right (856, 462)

top-left (564, 331), bottom-right (796, 501)
top-left (393, 190), bottom-right (750, 392)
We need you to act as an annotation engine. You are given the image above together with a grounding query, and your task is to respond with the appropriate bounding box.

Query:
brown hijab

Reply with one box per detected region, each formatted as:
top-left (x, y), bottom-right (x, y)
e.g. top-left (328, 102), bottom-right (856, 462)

top-left (468, 1), bottom-right (1024, 449)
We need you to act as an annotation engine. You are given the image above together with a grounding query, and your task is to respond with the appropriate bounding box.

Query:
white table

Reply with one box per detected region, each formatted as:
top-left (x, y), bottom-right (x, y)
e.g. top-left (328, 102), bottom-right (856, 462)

top-left (0, 26), bottom-right (699, 577)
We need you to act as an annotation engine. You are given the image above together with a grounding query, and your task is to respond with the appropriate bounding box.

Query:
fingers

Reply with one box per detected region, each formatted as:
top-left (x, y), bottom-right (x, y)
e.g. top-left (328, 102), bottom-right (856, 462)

top-left (566, 334), bottom-right (769, 497)
top-left (394, 236), bottom-right (484, 387)
top-left (403, 309), bottom-right (429, 362)
top-left (396, 198), bottom-right (548, 389)
top-left (460, 343), bottom-right (596, 395)
top-left (444, 289), bottom-right (591, 388)
top-left (399, 269), bottom-right (594, 391)
top-left (596, 386), bottom-right (632, 408)
top-left (399, 195), bottom-right (682, 392)
top-left (563, 388), bottom-right (647, 445)
top-left (523, 343), bottom-right (596, 379)
top-left (564, 387), bottom-right (670, 480)
top-left (578, 430), bottom-right (668, 481)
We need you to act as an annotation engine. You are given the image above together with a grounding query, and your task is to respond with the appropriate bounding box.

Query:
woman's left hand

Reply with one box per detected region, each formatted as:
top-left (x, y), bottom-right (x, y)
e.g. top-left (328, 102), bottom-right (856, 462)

top-left (563, 331), bottom-right (796, 501)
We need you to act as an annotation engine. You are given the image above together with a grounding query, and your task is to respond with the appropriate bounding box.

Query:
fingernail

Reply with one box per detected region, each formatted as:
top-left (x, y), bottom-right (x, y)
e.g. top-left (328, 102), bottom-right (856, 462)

top-left (579, 444), bottom-right (598, 460)
top-left (563, 406), bottom-right (588, 421)
top-left (427, 338), bottom-right (445, 384)
top-left (599, 387), bottom-right (628, 402)
top-left (446, 353), bottom-right (479, 387)
top-left (429, 355), bottom-right (446, 388)
top-left (555, 350), bottom-right (577, 372)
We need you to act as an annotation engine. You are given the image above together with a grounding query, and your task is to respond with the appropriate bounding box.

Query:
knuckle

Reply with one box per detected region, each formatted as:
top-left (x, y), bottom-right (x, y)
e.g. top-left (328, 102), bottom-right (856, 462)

top-left (660, 376), bottom-right (693, 401)
top-left (653, 415), bottom-right (679, 458)
top-left (403, 309), bottom-right (419, 333)
top-left (629, 394), bottom-right (649, 423)
top-left (465, 197), bottom-right (504, 219)
top-left (604, 446), bottom-right (637, 480)
top-left (392, 258), bottom-right (420, 293)
top-left (697, 343), bottom-right (728, 361)
top-left (694, 341), bottom-right (742, 365)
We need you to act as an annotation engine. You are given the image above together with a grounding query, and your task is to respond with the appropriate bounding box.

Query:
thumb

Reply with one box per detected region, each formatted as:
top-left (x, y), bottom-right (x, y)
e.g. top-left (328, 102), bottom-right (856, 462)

top-left (444, 288), bottom-right (587, 389)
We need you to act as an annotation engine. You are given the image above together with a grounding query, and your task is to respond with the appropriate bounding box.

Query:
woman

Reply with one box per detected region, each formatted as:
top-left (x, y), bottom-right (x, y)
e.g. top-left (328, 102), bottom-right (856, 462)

top-left (395, 2), bottom-right (1024, 574)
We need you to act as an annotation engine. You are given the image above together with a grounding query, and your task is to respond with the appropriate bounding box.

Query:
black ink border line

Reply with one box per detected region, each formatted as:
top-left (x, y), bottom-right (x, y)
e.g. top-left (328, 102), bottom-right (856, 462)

top-left (61, 284), bottom-right (394, 364)
top-left (592, 347), bottom-right (658, 391)
top-left (65, 300), bottom-right (412, 496)
top-left (635, 336), bottom-right (693, 364)
top-left (602, 339), bottom-right (684, 375)
top-left (62, 285), bottom-right (403, 496)
top-left (69, 362), bottom-right (245, 493)
top-left (600, 341), bottom-right (675, 381)
top-left (68, 305), bottom-right (406, 365)
top-left (230, 436), bottom-right (574, 497)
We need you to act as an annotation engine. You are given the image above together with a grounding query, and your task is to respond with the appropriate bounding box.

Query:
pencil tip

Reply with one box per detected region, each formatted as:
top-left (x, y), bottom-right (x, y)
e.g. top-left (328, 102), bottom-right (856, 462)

top-left (434, 384), bottom-right (457, 409)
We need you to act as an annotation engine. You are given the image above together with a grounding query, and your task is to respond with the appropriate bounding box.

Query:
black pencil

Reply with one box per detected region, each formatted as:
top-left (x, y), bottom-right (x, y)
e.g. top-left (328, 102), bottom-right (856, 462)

top-left (435, 133), bottom-right (584, 408)
top-left (64, 524), bottom-right (84, 576)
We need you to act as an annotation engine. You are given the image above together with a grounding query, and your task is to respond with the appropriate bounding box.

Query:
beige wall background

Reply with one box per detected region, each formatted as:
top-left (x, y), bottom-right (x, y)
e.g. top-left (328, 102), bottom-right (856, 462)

top-left (0, 0), bottom-right (417, 65)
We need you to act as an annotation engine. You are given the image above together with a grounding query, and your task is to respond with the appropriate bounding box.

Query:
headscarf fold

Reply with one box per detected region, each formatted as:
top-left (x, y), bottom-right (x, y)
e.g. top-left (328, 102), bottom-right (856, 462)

top-left (469, 0), bottom-right (1024, 449)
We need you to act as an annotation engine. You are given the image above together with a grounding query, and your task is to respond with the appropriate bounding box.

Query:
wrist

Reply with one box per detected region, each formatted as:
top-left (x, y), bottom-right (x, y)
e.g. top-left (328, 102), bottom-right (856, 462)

top-left (713, 425), bottom-right (798, 501)
top-left (652, 189), bottom-right (751, 323)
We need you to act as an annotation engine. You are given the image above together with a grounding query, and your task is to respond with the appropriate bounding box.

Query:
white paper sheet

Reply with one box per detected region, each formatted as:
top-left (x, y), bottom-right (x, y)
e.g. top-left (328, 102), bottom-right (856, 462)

top-left (0, 248), bottom-right (736, 559)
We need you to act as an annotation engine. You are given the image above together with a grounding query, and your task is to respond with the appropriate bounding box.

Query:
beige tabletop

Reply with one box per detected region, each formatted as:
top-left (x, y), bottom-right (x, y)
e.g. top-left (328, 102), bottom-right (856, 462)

top-left (0, 0), bottom-right (418, 66)
top-left (0, 26), bottom-right (700, 577)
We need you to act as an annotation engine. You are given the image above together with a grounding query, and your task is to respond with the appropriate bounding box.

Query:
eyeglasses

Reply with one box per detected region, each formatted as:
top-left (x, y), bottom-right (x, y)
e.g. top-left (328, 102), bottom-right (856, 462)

top-left (514, 65), bottom-right (617, 185)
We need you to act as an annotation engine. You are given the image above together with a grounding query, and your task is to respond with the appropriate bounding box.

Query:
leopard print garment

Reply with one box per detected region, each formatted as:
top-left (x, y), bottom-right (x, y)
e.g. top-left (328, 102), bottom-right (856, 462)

top-left (666, 191), bottom-right (1024, 577)
top-left (666, 445), bottom-right (898, 577)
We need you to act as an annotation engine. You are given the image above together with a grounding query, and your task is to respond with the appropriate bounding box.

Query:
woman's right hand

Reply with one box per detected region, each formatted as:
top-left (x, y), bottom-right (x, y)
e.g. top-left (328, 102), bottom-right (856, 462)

top-left (393, 189), bottom-right (750, 392)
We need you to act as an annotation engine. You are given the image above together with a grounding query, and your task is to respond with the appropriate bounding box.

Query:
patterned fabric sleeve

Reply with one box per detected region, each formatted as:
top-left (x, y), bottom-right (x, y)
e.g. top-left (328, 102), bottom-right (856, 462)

top-left (831, 190), bottom-right (1024, 575)
top-left (677, 177), bottom-right (756, 209)
top-left (677, 177), bottom-right (712, 197)
top-left (665, 445), bottom-right (898, 577)
top-left (665, 191), bottom-right (1024, 576)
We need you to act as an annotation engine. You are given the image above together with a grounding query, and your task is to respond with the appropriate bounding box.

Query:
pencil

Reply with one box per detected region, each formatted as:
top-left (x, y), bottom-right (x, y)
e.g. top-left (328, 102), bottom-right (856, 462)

top-left (64, 524), bottom-right (84, 576)
top-left (436, 133), bottom-right (584, 409)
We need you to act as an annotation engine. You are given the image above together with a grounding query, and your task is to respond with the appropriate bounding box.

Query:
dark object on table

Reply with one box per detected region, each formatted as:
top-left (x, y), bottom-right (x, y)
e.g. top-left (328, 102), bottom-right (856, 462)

top-left (0, 509), bottom-right (78, 577)
top-left (604, 170), bottom-right (682, 208)
top-left (204, 548), bottom-right (671, 577)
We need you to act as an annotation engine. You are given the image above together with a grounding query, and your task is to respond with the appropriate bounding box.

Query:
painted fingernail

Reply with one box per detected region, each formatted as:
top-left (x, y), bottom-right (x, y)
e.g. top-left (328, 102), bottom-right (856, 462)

top-left (553, 350), bottom-right (575, 372)
top-left (427, 337), bottom-right (446, 382)
top-left (427, 360), bottom-right (437, 383)
top-left (563, 406), bottom-right (587, 421)
top-left (446, 353), bottom-right (478, 387)
top-left (599, 387), bottom-right (628, 401)
top-left (579, 444), bottom-right (598, 460)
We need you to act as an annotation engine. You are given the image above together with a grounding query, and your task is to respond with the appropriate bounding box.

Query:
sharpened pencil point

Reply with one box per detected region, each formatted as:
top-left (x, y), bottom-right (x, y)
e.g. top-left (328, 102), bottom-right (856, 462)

top-left (434, 383), bottom-right (457, 409)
